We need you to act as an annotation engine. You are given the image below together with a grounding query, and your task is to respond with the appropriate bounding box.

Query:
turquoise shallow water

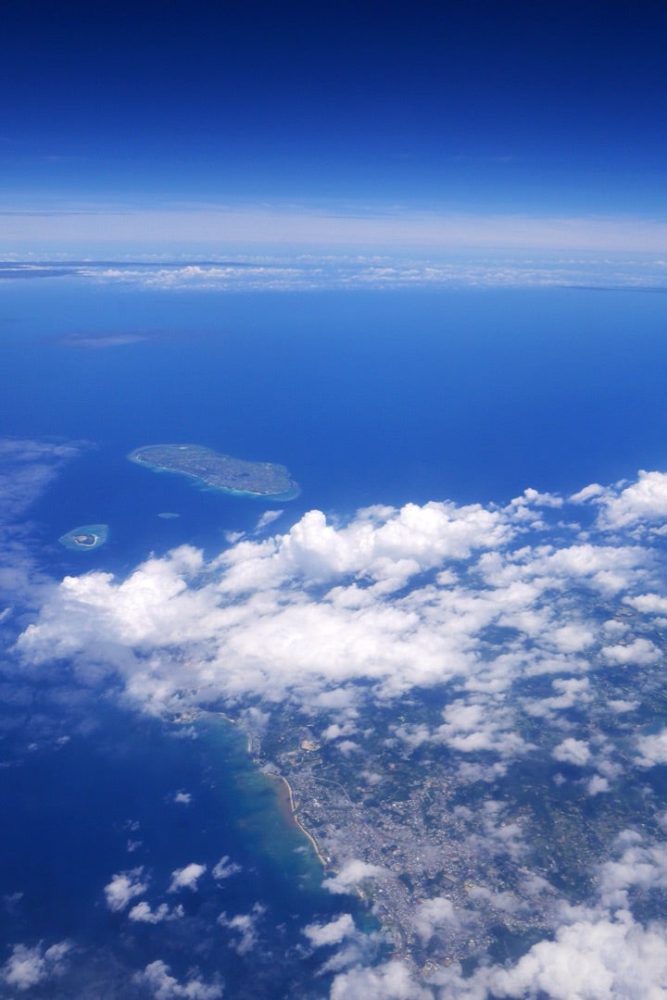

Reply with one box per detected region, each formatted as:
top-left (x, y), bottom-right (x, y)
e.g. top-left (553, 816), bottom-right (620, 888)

top-left (58, 523), bottom-right (109, 551)
top-left (1, 278), bottom-right (667, 994)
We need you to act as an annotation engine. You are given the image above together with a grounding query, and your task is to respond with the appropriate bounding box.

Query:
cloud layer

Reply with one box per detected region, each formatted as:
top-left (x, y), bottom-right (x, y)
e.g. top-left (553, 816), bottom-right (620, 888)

top-left (13, 467), bottom-right (667, 996)
top-left (16, 470), bottom-right (667, 727)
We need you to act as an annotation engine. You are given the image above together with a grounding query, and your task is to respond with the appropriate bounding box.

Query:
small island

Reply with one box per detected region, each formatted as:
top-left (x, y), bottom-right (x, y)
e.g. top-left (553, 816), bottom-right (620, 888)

top-left (129, 444), bottom-right (300, 500)
top-left (59, 524), bottom-right (109, 552)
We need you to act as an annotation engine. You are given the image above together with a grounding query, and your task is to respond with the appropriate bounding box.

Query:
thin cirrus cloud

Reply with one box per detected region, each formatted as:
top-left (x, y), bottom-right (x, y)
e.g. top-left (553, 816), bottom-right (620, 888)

top-left (2, 202), bottom-right (667, 254)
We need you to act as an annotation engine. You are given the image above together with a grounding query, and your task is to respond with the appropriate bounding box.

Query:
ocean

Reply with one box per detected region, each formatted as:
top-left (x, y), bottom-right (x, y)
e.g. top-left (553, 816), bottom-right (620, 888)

top-left (1, 277), bottom-right (667, 995)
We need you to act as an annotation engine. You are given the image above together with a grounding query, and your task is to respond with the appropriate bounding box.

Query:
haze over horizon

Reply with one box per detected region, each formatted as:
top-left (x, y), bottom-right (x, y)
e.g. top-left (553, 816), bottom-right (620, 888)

top-left (3, 1), bottom-right (667, 257)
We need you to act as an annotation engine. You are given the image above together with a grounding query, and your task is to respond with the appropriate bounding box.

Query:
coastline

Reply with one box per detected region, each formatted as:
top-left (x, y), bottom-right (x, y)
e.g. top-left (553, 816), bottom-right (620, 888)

top-left (266, 771), bottom-right (329, 868)
top-left (206, 711), bottom-right (327, 868)
top-left (58, 523), bottom-right (109, 552)
top-left (128, 447), bottom-right (300, 502)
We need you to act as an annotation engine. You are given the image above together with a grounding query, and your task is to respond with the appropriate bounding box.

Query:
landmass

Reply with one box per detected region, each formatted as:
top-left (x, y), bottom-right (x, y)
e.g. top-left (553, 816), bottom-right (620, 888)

top-left (59, 524), bottom-right (108, 551)
top-left (129, 444), bottom-right (300, 500)
top-left (229, 654), bottom-right (665, 977)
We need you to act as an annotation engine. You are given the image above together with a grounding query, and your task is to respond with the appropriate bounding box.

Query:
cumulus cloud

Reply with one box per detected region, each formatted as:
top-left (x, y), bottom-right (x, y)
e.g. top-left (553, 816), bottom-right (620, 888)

top-left (412, 897), bottom-right (461, 943)
top-left (11, 466), bottom-right (667, 998)
top-left (134, 960), bottom-right (222, 999)
top-left (602, 637), bottom-right (659, 665)
top-left (323, 860), bottom-right (385, 895)
top-left (598, 470), bottom-right (667, 530)
top-left (1, 941), bottom-right (71, 992)
top-left (15, 497), bottom-right (519, 708)
top-left (304, 913), bottom-right (356, 948)
top-left (587, 775), bottom-right (610, 796)
top-left (523, 677), bottom-right (591, 719)
top-left (436, 700), bottom-right (527, 759)
top-left (168, 863), bottom-right (206, 893)
top-left (552, 738), bottom-right (592, 767)
top-left (13, 469), bottom-right (667, 804)
top-left (625, 592), bottom-right (667, 615)
top-left (128, 901), bottom-right (184, 924)
top-left (402, 833), bottom-right (667, 999)
top-left (218, 903), bottom-right (265, 956)
top-left (482, 909), bottom-right (667, 1000)
top-left (598, 834), bottom-right (667, 908)
top-left (636, 728), bottom-right (667, 768)
top-left (429, 905), bottom-right (667, 1000)
top-left (104, 868), bottom-right (148, 912)
top-left (330, 959), bottom-right (431, 999)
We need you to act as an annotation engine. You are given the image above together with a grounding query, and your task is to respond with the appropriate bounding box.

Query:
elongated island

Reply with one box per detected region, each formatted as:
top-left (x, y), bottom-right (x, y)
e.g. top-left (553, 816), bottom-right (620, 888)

top-left (129, 444), bottom-right (300, 500)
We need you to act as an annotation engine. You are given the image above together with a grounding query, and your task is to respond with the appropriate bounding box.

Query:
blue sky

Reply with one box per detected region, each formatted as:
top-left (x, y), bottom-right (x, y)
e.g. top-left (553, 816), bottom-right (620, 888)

top-left (2, 1), bottom-right (667, 253)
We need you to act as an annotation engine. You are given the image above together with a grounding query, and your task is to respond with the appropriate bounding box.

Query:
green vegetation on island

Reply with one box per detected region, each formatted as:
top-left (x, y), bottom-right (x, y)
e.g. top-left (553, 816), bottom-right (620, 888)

top-left (129, 444), bottom-right (300, 500)
top-left (59, 524), bottom-right (109, 551)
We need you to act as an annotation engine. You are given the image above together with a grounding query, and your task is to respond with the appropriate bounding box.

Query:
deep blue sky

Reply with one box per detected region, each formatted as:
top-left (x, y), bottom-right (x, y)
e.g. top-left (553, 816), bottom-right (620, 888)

top-left (3, 1), bottom-right (667, 207)
top-left (2, 0), bottom-right (667, 250)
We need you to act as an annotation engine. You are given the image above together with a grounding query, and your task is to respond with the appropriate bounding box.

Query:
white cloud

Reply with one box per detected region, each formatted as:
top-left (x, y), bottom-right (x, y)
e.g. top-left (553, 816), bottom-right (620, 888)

top-left (218, 903), bottom-right (265, 956)
top-left (487, 909), bottom-right (667, 1000)
top-left (8, 203), bottom-right (667, 256)
top-left (602, 637), bottom-right (659, 665)
top-left (304, 913), bottom-right (356, 948)
top-left (212, 856), bottom-right (241, 881)
top-left (598, 835), bottom-right (667, 908)
top-left (14, 469), bottom-right (666, 815)
top-left (436, 699), bottom-right (528, 759)
top-left (254, 510), bottom-right (283, 532)
top-left (128, 901), bottom-right (184, 924)
top-left (570, 483), bottom-right (606, 504)
top-left (172, 791), bottom-right (191, 805)
top-left (552, 738), bottom-right (592, 767)
top-left (549, 623), bottom-right (596, 653)
top-left (426, 832), bottom-right (667, 998)
top-left (16, 468), bottom-right (661, 732)
top-left (216, 500), bottom-right (510, 593)
top-left (587, 775), bottom-right (610, 796)
top-left (636, 728), bottom-right (667, 768)
top-left (624, 593), bottom-right (667, 615)
top-left (0, 438), bottom-right (83, 524)
top-left (413, 897), bottom-right (461, 943)
top-left (134, 960), bottom-right (222, 999)
top-left (11, 466), bottom-right (667, 998)
top-left (168, 863), bottom-right (206, 893)
top-left (330, 959), bottom-right (431, 1000)
top-left (16, 499), bottom-right (515, 707)
top-left (1, 941), bottom-right (71, 992)
top-left (598, 470), bottom-right (667, 530)
top-left (323, 860), bottom-right (385, 895)
top-left (432, 907), bottom-right (667, 1000)
top-left (104, 868), bottom-right (148, 912)
top-left (608, 698), bottom-right (638, 714)
top-left (523, 677), bottom-right (591, 719)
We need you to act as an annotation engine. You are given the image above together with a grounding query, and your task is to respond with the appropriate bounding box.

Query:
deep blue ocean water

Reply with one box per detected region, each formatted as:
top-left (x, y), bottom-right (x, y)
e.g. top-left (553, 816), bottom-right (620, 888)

top-left (1, 278), bottom-right (667, 994)
top-left (3, 282), bottom-right (667, 561)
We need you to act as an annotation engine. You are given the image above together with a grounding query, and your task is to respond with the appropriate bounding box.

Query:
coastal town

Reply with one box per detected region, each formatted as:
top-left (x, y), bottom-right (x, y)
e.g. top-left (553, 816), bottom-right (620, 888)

top-left (231, 690), bottom-right (646, 972)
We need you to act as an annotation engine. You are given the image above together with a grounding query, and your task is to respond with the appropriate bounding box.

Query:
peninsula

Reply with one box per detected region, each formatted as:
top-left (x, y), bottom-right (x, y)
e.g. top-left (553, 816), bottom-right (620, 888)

top-left (59, 524), bottom-right (109, 551)
top-left (129, 444), bottom-right (300, 500)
